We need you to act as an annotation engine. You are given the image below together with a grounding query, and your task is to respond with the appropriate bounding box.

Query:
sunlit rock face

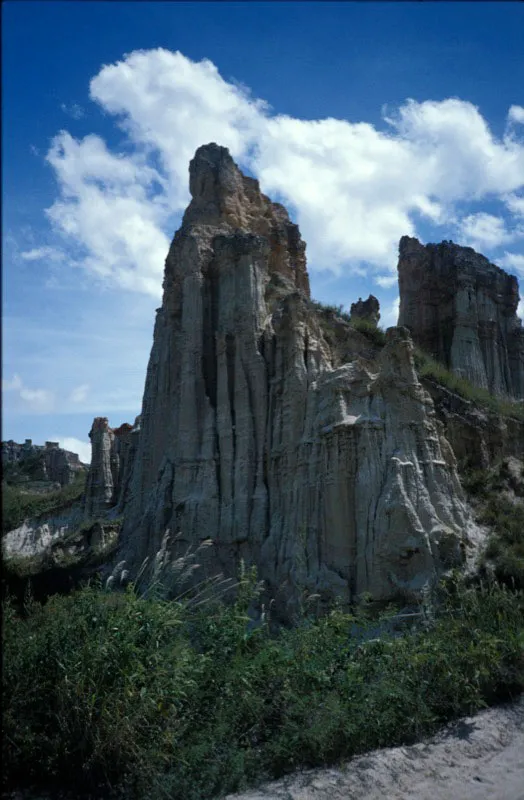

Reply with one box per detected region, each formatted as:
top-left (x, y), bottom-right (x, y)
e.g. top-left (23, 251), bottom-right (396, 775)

top-left (111, 144), bottom-right (476, 616)
top-left (84, 417), bottom-right (140, 517)
top-left (398, 236), bottom-right (524, 399)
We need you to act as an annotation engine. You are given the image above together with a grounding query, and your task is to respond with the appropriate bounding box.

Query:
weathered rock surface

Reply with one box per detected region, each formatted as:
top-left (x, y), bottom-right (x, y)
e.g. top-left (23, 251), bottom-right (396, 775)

top-left (350, 294), bottom-right (380, 327)
top-left (423, 378), bottom-right (524, 471)
top-left (84, 417), bottom-right (140, 517)
top-left (398, 236), bottom-right (524, 398)
top-left (2, 439), bottom-right (85, 487)
top-left (110, 144), bottom-right (477, 615)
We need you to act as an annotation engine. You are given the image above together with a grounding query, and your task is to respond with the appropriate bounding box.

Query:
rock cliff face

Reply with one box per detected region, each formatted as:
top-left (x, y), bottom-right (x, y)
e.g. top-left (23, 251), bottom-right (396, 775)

top-left (109, 144), bottom-right (477, 614)
top-left (398, 236), bottom-right (524, 398)
top-left (84, 417), bottom-right (140, 517)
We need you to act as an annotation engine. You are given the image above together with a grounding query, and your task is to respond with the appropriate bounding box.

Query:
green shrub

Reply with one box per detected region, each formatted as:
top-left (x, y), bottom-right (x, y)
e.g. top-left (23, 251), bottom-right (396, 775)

top-left (461, 462), bottom-right (524, 590)
top-left (2, 471), bottom-right (86, 533)
top-left (3, 574), bottom-right (523, 799)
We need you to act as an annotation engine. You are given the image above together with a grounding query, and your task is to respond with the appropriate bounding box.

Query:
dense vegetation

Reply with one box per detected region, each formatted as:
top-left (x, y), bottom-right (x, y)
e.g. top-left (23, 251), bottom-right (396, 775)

top-left (462, 460), bottom-right (524, 590)
top-left (3, 571), bottom-right (523, 800)
top-left (2, 470), bottom-right (86, 534)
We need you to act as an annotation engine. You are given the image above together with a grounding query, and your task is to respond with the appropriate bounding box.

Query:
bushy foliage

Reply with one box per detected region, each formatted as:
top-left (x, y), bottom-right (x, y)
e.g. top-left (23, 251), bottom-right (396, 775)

top-left (2, 471), bottom-right (86, 534)
top-left (414, 349), bottom-right (524, 421)
top-left (3, 574), bottom-right (523, 799)
top-left (462, 462), bottom-right (524, 589)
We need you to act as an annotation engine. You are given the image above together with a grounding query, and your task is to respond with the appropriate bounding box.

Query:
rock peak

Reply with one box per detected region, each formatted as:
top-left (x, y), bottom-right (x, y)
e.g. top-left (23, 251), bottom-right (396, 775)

top-left (188, 142), bottom-right (239, 203)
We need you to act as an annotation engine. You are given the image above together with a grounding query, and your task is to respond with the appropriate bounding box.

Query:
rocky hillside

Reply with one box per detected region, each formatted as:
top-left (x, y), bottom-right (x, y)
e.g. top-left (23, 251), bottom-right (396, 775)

top-left (4, 144), bottom-right (524, 616)
top-left (97, 144), bottom-right (481, 617)
top-left (2, 439), bottom-right (86, 491)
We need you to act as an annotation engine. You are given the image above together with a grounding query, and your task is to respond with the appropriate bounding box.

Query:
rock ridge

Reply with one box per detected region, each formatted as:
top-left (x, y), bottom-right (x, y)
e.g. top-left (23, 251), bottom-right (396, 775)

top-left (398, 235), bottom-right (524, 398)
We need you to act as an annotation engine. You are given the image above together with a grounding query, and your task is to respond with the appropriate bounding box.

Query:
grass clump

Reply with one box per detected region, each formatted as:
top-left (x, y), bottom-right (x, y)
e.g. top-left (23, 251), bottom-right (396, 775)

top-left (2, 470), bottom-right (86, 534)
top-left (3, 574), bottom-right (523, 799)
top-left (414, 349), bottom-right (524, 421)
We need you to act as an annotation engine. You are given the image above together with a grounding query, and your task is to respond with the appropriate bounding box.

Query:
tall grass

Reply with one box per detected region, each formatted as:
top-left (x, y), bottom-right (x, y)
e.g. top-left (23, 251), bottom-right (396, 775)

top-left (3, 572), bottom-right (523, 799)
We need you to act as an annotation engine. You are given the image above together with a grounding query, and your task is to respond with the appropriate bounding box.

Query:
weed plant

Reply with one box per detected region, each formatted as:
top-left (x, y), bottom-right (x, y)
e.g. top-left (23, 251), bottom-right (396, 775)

top-left (3, 572), bottom-right (523, 800)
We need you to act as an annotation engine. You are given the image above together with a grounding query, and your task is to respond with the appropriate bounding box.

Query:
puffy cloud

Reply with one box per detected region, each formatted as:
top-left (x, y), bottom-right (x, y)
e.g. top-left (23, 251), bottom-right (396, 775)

top-left (42, 49), bottom-right (524, 293)
top-left (69, 383), bottom-right (89, 403)
top-left (374, 274), bottom-right (398, 289)
top-left (504, 193), bottom-right (524, 218)
top-left (45, 131), bottom-right (171, 296)
top-left (508, 105), bottom-right (524, 125)
top-left (458, 212), bottom-right (515, 250)
top-left (500, 251), bottom-right (524, 275)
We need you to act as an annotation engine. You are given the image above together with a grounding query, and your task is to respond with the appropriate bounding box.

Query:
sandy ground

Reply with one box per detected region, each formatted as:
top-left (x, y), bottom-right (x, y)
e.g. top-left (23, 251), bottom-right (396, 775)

top-left (226, 697), bottom-right (524, 800)
top-left (5, 698), bottom-right (523, 799)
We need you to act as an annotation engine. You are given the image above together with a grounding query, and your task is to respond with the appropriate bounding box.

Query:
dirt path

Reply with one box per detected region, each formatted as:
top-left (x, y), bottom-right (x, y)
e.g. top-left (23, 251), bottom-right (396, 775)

top-left (226, 697), bottom-right (524, 800)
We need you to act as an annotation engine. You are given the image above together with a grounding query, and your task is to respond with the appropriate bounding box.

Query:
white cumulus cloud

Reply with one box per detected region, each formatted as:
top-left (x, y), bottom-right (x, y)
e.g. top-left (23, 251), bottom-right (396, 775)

top-left (41, 49), bottom-right (524, 294)
top-left (458, 212), bottom-right (515, 250)
top-left (500, 252), bottom-right (524, 276)
top-left (508, 105), bottom-right (524, 125)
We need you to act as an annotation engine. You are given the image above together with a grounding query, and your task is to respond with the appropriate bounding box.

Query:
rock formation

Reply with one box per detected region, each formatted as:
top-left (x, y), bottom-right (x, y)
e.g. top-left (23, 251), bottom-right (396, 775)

top-left (101, 143), bottom-right (478, 615)
top-left (84, 417), bottom-right (140, 517)
top-left (1, 438), bottom-right (85, 487)
top-left (350, 294), bottom-right (380, 327)
top-left (397, 236), bottom-right (524, 398)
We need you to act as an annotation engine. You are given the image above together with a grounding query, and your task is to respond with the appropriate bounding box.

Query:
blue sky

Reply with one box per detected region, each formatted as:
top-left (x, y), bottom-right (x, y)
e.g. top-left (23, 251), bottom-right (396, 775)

top-left (3, 1), bottom-right (524, 463)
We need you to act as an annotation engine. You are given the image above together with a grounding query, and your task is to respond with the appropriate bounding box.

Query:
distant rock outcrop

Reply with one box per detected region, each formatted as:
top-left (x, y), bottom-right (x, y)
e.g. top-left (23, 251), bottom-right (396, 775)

top-left (350, 294), bottom-right (380, 327)
top-left (84, 417), bottom-right (140, 517)
top-left (397, 236), bottom-right (524, 398)
top-left (1, 438), bottom-right (85, 488)
top-left (96, 144), bottom-right (478, 616)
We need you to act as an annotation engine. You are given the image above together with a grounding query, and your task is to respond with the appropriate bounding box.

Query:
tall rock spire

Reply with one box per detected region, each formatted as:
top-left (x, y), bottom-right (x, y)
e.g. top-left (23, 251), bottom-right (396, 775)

top-left (112, 144), bottom-right (475, 617)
